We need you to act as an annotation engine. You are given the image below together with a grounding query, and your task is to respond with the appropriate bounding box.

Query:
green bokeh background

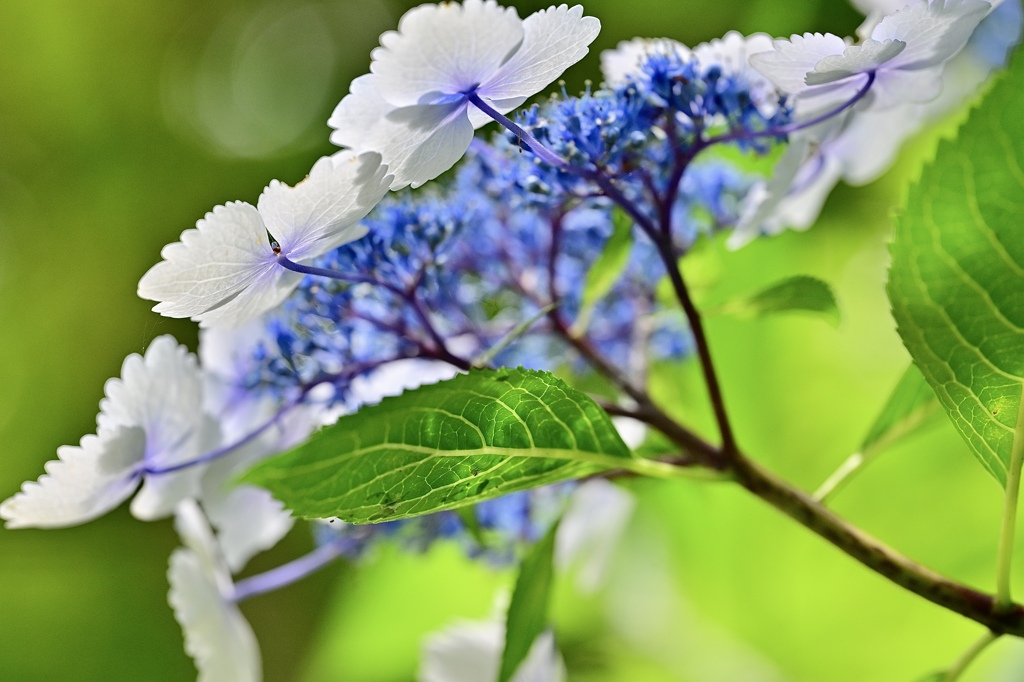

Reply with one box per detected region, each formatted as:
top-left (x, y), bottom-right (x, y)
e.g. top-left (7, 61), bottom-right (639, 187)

top-left (2, 0), bottom-right (1022, 680)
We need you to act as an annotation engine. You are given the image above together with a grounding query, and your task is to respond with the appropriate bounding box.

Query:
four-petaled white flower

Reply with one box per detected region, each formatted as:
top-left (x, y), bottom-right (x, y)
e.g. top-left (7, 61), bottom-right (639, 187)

top-left (1, 336), bottom-right (218, 527)
top-left (750, 0), bottom-right (991, 113)
top-left (168, 499), bottom-right (261, 682)
top-left (138, 151), bottom-right (391, 328)
top-left (329, 0), bottom-right (600, 189)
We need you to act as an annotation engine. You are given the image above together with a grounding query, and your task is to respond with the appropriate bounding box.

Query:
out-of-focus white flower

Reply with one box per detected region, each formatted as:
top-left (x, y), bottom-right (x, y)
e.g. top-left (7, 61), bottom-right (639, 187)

top-left (348, 357), bottom-right (463, 408)
top-left (733, 0), bottom-right (1003, 246)
top-left (419, 621), bottom-right (565, 682)
top-left (329, 0), bottom-right (600, 189)
top-left (601, 32), bottom-right (777, 113)
top-left (600, 37), bottom-right (688, 85)
top-left (556, 479), bottom-right (635, 593)
top-left (1, 336), bottom-right (218, 527)
top-left (138, 152), bottom-right (391, 328)
top-left (168, 500), bottom-right (261, 682)
top-left (751, 0), bottom-right (991, 113)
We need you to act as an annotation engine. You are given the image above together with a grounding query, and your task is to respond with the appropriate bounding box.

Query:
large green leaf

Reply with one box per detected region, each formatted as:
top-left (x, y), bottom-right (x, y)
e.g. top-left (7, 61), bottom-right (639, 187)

top-left (888, 53), bottom-right (1024, 486)
top-left (499, 521), bottom-right (559, 682)
top-left (242, 369), bottom-right (632, 523)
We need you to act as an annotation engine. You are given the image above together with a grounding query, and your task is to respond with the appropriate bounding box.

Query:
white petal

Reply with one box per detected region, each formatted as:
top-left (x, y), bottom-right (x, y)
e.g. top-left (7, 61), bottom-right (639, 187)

top-left (805, 38), bottom-right (907, 85)
top-left (203, 485), bottom-right (294, 573)
top-left (98, 336), bottom-right (205, 445)
top-left (98, 338), bottom-right (218, 513)
top-left (169, 502), bottom-right (262, 682)
top-left (255, 152), bottom-right (389, 262)
top-left (555, 480), bottom-right (634, 593)
top-left (130, 413), bottom-right (220, 521)
top-left (330, 76), bottom-right (476, 189)
top-left (419, 621), bottom-right (565, 682)
top-left (138, 202), bottom-right (294, 327)
top-left (694, 31), bottom-right (775, 74)
top-left (480, 5), bottom-right (601, 102)
top-left (730, 134), bottom-right (843, 248)
top-left (749, 33), bottom-right (850, 95)
top-left (198, 417), bottom-right (309, 571)
top-left (873, 0), bottom-right (991, 71)
top-left (865, 63), bottom-right (944, 108)
top-left (348, 358), bottom-right (462, 407)
top-left (0, 426), bottom-right (144, 529)
top-left (600, 38), bottom-right (690, 86)
top-left (370, 0), bottom-right (524, 107)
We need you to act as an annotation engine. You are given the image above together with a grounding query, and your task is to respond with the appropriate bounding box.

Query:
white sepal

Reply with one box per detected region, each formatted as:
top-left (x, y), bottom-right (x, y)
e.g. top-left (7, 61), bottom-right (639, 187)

top-left (169, 500), bottom-right (262, 682)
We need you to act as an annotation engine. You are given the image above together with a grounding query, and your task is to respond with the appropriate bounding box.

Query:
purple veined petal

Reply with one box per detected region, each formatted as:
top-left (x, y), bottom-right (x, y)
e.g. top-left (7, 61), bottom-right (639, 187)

top-left (169, 501), bottom-right (262, 682)
top-left (864, 63), bottom-right (945, 109)
top-left (749, 32), bottom-right (851, 95)
top-left (873, 0), bottom-right (992, 71)
top-left (330, 76), bottom-right (476, 189)
top-left (370, 0), bottom-right (524, 108)
top-left (0, 426), bottom-right (144, 529)
top-left (256, 152), bottom-right (390, 263)
top-left (137, 201), bottom-right (287, 328)
top-left (478, 4), bottom-right (601, 102)
top-left (131, 413), bottom-right (220, 521)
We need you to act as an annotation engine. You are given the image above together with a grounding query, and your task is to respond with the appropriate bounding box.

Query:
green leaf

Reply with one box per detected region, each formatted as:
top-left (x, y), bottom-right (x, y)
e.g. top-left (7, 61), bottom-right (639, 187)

top-left (572, 208), bottom-right (633, 336)
top-left (860, 364), bottom-right (943, 459)
top-left (241, 368), bottom-right (632, 523)
top-left (499, 520), bottom-right (559, 682)
top-left (814, 365), bottom-right (944, 502)
top-left (712, 275), bottom-right (840, 327)
top-left (888, 52), bottom-right (1024, 487)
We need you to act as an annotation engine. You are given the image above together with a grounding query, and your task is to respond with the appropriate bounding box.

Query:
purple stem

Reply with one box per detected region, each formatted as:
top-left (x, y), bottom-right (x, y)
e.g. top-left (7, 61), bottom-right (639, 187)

top-left (145, 399), bottom-right (300, 476)
top-left (232, 541), bottom-right (345, 602)
top-left (276, 254), bottom-right (391, 291)
top-left (701, 71), bottom-right (877, 148)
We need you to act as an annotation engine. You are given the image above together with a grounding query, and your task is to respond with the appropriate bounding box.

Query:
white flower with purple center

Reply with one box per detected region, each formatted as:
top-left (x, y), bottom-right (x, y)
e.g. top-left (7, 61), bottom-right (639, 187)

top-left (1, 336), bottom-right (218, 527)
top-left (329, 0), bottom-right (600, 189)
top-left (138, 151), bottom-right (391, 328)
top-left (168, 500), bottom-right (261, 682)
top-left (750, 0), bottom-right (992, 113)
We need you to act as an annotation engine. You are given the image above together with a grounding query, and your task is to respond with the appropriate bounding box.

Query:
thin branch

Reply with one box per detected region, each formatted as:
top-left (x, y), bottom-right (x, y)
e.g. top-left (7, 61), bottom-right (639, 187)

top-left (730, 453), bottom-right (1024, 636)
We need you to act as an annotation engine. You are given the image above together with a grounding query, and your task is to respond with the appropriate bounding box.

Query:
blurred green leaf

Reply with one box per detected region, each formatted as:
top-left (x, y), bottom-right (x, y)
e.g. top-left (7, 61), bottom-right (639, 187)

top-left (815, 364), bottom-right (945, 502)
top-left (912, 674), bottom-right (944, 682)
top-left (712, 275), bottom-right (840, 326)
top-left (888, 52), bottom-right (1024, 487)
top-left (499, 520), bottom-right (560, 682)
top-left (860, 364), bottom-right (943, 458)
top-left (572, 207), bottom-right (633, 336)
top-left (242, 368), bottom-right (631, 523)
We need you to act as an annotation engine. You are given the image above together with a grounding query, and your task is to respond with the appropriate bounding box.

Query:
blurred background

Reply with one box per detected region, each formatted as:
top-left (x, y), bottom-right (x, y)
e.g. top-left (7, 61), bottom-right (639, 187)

top-left (3, 0), bottom-right (1023, 679)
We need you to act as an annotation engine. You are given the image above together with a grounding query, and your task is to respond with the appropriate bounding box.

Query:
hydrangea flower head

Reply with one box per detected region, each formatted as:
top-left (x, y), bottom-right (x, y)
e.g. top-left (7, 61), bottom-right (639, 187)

top-left (751, 0), bottom-right (992, 112)
top-left (138, 152), bottom-right (391, 328)
top-left (1, 336), bottom-right (217, 527)
top-left (329, 0), bottom-right (600, 188)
